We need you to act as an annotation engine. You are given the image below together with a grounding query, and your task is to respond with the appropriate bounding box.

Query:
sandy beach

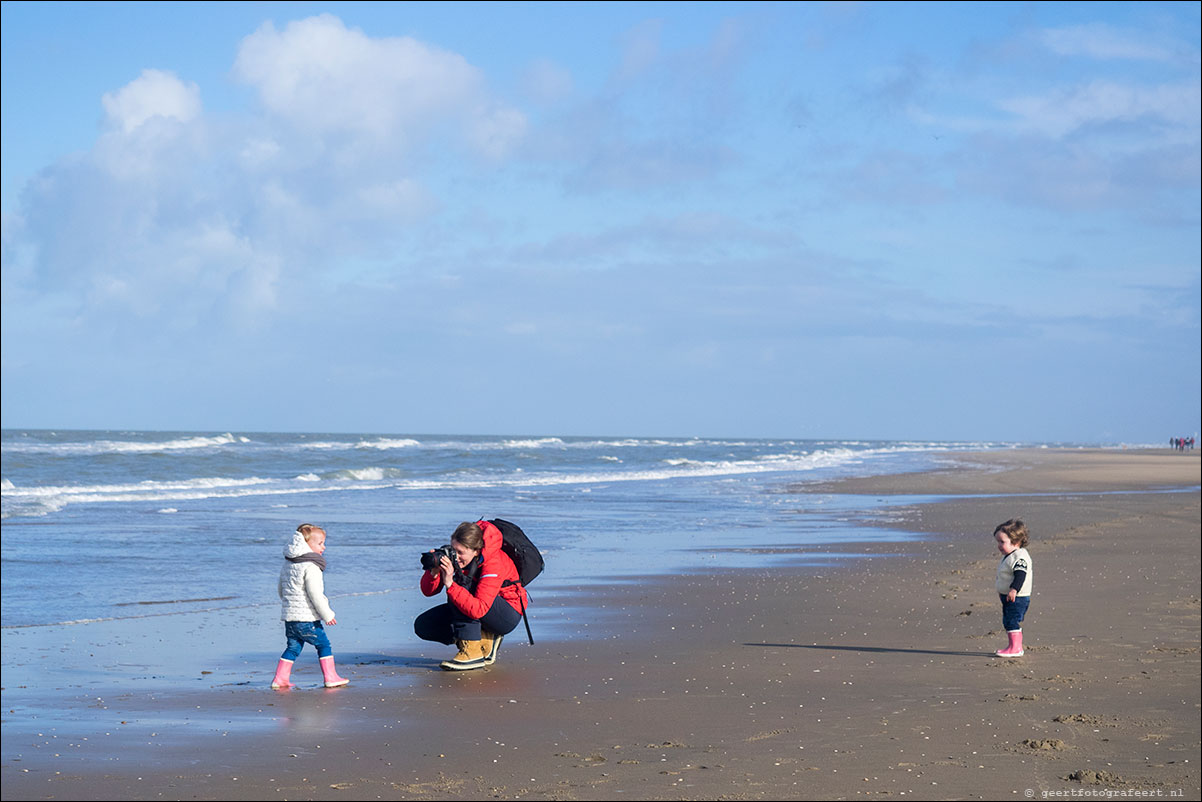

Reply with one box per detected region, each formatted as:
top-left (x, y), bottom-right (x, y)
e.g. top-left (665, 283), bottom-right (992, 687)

top-left (2, 448), bottom-right (1199, 800)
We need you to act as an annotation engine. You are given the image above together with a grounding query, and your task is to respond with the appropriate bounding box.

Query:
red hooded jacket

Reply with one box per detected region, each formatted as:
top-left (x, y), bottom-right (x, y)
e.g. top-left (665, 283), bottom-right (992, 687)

top-left (420, 520), bottom-right (529, 618)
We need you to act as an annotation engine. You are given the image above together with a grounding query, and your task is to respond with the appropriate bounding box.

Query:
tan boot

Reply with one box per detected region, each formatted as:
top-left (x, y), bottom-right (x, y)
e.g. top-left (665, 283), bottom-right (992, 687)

top-left (480, 630), bottom-right (503, 666)
top-left (440, 639), bottom-right (488, 671)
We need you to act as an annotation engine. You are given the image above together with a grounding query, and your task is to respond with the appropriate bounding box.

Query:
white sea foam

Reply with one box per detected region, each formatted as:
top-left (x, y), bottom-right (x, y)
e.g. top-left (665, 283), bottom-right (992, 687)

top-left (339, 467), bottom-right (389, 481)
top-left (1, 448), bottom-right (838, 517)
top-left (1, 475), bottom-right (290, 518)
top-left (1, 479), bottom-right (390, 517)
top-left (1, 432), bottom-right (247, 455)
top-left (2, 476), bottom-right (276, 498)
top-left (271, 435), bottom-right (764, 454)
top-left (502, 437), bottom-right (566, 448)
top-left (354, 437), bottom-right (423, 449)
top-left (0, 439), bottom-right (1008, 519)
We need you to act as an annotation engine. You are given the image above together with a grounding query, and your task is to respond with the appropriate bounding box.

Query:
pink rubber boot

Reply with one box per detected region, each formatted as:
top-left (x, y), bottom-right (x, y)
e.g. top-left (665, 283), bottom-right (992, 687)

top-left (320, 655), bottom-right (349, 687)
top-left (995, 630), bottom-right (1024, 657)
top-left (271, 658), bottom-right (295, 689)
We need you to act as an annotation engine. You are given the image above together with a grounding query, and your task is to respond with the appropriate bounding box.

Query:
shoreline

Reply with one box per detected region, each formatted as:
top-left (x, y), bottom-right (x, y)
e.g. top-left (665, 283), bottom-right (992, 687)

top-left (3, 449), bottom-right (1199, 800)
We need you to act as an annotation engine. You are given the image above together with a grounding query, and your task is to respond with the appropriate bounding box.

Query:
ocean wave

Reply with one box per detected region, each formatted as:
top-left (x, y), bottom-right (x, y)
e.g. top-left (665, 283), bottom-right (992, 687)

top-left (328, 466), bottom-right (406, 481)
top-left (0, 480), bottom-right (385, 518)
top-left (354, 437), bottom-right (422, 449)
top-left (2, 475), bottom-right (277, 498)
top-left (501, 437), bottom-right (566, 449)
top-left (1, 432), bottom-right (249, 455)
top-left (0, 439), bottom-right (1008, 519)
top-left (0, 475), bottom-right (313, 519)
top-left (0, 448), bottom-right (839, 517)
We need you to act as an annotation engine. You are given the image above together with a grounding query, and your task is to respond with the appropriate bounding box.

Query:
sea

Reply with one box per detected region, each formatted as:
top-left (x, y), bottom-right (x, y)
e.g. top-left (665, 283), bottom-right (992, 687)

top-left (0, 429), bottom-right (1049, 633)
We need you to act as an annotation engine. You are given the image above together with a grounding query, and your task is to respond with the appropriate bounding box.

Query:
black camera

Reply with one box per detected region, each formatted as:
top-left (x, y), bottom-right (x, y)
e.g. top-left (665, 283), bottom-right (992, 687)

top-left (420, 544), bottom-right (456, 572)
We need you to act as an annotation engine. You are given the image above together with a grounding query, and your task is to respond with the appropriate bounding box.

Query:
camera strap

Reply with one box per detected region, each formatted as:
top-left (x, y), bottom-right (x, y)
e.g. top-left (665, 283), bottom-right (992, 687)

top-left (455, 557), bottom-right (482, 594)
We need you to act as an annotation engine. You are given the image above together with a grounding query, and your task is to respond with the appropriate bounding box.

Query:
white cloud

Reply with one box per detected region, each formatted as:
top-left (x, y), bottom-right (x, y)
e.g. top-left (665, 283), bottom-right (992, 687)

top-left (101, 69), bottom-right (202, 133)
top-left (615, 18), bottom-right (663, 82)
top-left (1039, 23), bottom-right (1174, 62)
top-left (465, 102), bottom-right (529, 161)
top-left (1000, 80), bottom-right (1201, 138)
top-left (232, 14), bottom-right (525, 158)
top-left (353, 178), bottom-right (432, 221)
top-left (238, 137), bottom-right (282, 169)
top-left (521, 59), bottom-right (574, 104)
top-left (4, 14), bottom-right (531, 334)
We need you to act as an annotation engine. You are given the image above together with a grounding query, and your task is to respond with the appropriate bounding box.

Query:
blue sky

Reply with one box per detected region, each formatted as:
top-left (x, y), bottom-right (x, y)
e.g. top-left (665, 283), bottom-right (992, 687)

top-left (2, 1), bottom-right (1199, 442)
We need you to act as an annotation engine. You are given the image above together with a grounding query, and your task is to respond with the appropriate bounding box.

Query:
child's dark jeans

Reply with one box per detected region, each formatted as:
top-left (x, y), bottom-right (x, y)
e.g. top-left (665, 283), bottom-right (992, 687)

top-left (1000, 595), bottom-right (1030, 631)
top-left (281, 620), bottom-right (333, 660)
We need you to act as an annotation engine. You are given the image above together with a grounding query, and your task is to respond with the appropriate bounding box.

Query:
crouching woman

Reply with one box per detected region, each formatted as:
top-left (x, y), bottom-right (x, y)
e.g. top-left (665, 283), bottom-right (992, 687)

top-left (415, 520), bottom-right (529, 671)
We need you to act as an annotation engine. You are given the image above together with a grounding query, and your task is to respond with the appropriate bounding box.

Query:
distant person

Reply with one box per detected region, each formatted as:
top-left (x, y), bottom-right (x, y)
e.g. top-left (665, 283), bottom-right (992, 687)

top-left (271, 524), bottom-right (350, 689)
top-left (993, 519), bottom-right (1033, 658)
top-left (415, 520), bottom-right (529, 670)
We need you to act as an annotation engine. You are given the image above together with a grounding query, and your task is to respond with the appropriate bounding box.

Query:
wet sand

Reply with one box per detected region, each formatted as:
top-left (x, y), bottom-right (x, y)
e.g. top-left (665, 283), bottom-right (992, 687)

top-left (2, 449), bottom-right (1199, 800)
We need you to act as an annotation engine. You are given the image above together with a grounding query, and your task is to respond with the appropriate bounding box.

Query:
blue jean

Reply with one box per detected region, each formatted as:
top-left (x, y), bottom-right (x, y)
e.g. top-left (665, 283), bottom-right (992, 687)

top-left (414, 596), bottom-right (522, 645)
top-left (1000, 595), bottom-right (1030, 631)
top-left (281, 620), bottom-right (333, 660)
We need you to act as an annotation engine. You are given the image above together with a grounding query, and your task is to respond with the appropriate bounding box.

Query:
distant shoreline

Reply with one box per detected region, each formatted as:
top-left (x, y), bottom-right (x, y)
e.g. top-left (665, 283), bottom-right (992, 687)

top-left (789, 446), bottom-right (1200, 495)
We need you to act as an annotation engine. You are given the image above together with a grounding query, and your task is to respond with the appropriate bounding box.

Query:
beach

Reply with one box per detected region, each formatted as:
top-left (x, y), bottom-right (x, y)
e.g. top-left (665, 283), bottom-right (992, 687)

top-left (2, 448), bottom-right (1199, 800)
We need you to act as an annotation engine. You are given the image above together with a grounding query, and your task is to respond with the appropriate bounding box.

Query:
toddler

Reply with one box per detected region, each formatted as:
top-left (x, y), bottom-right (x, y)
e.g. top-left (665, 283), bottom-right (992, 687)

top-left (993, 519), bottom-right (1032, 658)
top-left (271, 524), bottom-right (350, 688)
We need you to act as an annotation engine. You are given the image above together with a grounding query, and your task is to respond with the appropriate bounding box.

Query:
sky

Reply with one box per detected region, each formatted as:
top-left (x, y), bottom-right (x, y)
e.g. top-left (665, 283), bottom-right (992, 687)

top-left (1, 1), bottom-right (1199, 443)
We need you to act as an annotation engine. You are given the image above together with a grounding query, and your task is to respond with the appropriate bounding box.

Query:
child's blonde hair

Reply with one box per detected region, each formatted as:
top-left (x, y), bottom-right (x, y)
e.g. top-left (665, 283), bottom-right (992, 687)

top-left (296, 523), bottom-right (325, 542)
top-left (994, 519), bottom-right (1028, 548)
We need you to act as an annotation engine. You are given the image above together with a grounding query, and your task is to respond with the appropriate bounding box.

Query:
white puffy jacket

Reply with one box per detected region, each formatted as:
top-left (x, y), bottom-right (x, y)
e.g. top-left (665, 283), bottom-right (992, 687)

top-left (278, 531), bottom-right (336, 622)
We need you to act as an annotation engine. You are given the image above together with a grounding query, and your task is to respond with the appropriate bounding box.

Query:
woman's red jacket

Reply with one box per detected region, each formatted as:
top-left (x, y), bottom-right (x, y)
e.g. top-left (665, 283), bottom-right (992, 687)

top-left (420, 520), bottom-right (529, 618)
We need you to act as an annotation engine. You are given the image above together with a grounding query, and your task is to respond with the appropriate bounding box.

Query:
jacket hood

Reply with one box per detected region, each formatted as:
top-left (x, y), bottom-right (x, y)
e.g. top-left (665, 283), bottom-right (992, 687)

top-left (478, 520), bottom-right (503, 558)
top-left (283, 530), bottom-right (314, 559)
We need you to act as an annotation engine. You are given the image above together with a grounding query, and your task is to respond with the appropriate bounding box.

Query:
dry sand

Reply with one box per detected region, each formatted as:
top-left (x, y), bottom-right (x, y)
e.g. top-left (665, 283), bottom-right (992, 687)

top-left (2, 449), bottom-right (1199, 800)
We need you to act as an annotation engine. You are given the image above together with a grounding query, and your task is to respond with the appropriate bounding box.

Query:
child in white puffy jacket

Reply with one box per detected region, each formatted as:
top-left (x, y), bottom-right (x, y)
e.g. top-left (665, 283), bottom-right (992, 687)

top-left (270, 524), bottom-right (349, 689)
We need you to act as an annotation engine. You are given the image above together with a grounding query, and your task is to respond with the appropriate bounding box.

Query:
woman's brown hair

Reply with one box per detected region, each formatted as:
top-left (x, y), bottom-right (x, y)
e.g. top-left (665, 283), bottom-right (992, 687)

top-left (451, 521), bottom-right (484, 551)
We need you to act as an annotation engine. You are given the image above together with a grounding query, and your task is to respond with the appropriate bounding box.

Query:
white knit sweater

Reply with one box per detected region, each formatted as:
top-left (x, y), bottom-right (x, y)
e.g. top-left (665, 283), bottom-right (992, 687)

top-left (278, 531), bottom-right (336, 622)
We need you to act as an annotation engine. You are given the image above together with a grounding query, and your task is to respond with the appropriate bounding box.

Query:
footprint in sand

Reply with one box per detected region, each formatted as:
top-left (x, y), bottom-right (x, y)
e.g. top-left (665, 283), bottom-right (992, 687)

top-left (1019, 738), bottom-right (1068, 753)
top-left (1063, 769), bottom-right (1126, 785)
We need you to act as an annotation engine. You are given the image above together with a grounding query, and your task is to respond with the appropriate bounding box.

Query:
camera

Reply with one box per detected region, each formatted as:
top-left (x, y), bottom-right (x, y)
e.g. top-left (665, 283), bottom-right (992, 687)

top-left (420, 544), bottom-right (457, 572)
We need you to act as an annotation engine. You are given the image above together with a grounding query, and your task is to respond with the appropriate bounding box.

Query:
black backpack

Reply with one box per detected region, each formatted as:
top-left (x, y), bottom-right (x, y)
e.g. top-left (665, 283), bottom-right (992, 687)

top-left (486, 518), bottom-right (544, 644)
top-left (490, 518), bottom-right (544, 587)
